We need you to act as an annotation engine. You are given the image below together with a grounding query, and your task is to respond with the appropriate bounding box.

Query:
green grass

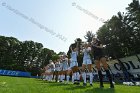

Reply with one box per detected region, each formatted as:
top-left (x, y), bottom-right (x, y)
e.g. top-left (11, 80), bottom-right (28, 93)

top-left (0, 76), bottom-right (140, 93)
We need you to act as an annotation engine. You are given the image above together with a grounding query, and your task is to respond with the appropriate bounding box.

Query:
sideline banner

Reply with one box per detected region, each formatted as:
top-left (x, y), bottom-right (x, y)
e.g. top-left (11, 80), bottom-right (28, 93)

top-left (0, 69), bottom-right (31, 77)
top-left (79, 54), bottom-right (140, 75)
top-left (106, 54), bottom-right (140, 74)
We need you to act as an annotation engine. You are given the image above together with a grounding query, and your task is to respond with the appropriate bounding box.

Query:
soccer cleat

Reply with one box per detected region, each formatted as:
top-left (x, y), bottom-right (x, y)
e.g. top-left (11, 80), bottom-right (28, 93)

top-left (109, 84), bottom-right (114, 88)
top-left (76, 82), bottom-right (80, 85)
top-left (90, 83), bottom-right (93, 86)
top-left (83, 83), bottom-right (87, 86)
top-left (73, 82), bottom-right (77, 84)
top-left (100, 85), bottom-right (104, 88)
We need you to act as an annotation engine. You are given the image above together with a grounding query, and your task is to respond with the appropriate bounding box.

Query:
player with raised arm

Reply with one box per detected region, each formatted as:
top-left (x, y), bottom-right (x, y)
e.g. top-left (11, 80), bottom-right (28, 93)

top-left (91, 37), bottom-right (114, 88)
top-left (81, 43), bottom-right (93, 86)
top-left (70, 43), bottom-right (80, 85)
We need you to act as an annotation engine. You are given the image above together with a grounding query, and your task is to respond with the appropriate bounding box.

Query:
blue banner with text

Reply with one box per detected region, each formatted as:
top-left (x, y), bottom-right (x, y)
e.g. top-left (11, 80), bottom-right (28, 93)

top-left (0, 69), bottom-right (31, 77)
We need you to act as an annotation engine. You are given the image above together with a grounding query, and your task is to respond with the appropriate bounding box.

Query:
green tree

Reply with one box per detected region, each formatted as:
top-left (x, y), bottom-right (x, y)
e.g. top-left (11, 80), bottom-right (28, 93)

top-left (0, 35), bottom-right (58, 75)
top-left (84, 31), bottom-right (95, 42)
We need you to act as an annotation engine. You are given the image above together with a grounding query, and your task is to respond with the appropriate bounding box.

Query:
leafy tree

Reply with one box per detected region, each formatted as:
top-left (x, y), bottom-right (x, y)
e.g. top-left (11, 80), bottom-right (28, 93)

top-left (0, 35), bottom-right (58, 75)
top-left (84, 31), bottom-right (95, 42)
top-left (96, 0), bottom-right (140, 80)
top-left (97, 0), bottom-right (140, 58)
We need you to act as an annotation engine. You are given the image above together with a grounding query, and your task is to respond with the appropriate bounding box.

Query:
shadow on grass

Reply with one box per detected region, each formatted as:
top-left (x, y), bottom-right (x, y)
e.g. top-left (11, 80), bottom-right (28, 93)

top-left (84, 87), bottom-right (115, 93)
top-left (65, 85), bottom-right (92, 90)
top-left (36, 80), bottom-right (56, 83)
top-left (35, 80), bottom-right (116, 93)
top-left (48, 82), bottom-right (71, 86)
top-left (35, 79), bottom-right (44, 81)
top-left (35, 80), bottom-right (70, 86)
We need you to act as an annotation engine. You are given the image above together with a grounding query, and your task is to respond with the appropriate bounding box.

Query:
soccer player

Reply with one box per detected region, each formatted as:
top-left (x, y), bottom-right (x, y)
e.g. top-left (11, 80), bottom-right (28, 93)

top-left (59, 55), bottom-right (65, 83)
top-left (61, 54), bottom-right (70, 84)
top-left (81, 43), bottom-right (93, 86)
top-left (55, 58), bottom-right (62, 82)
top-left (40, 67), bottom-right (46, 80)
top-left (91, 37), bottom-right (114, 88)
top-left (48, 60), bottom-right (55, 81)
top-left (70, 45), bottom-right (80, 85)
top-left (43, 64), bottom-right (51, 81)
top-left (53, 59), bottom-right (59, 82)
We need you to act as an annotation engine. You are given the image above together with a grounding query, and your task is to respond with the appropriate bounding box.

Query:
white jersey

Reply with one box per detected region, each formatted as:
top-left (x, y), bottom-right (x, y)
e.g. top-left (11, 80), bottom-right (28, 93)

top-left (62, 58), bottom-right (69, 71)
top-left (83, 47), bottom-right (92, 65)
top-left (44, 66), bottom-right (50, 73)
top-left (48, 63), bottom-right (55, 72)
top-left (83, 47), bottom-right (91, 60)
top-left (59, 60), bottom-right (63, 71)
top-left (70, 51), bottom-right (78, 67)
top-left (71, 51), bottom-right (78, 62)
top-left (55, 62), bottom-right (61, 71)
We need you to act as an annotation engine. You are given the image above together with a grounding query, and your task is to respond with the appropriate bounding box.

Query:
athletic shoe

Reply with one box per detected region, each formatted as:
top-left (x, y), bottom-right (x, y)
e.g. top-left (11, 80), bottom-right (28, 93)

top-left (76, 82), bottom-right (80, 85)
top-left (83, 83), bottom-right (87, 86)
top-left (109, 84), bottom-right (114, 88)
top-left (100, 85), bottom-right (104, 88)
top-left (73, 82), bottom-right (77, 84)
top-left (90, 84), bottom-right (93, 86)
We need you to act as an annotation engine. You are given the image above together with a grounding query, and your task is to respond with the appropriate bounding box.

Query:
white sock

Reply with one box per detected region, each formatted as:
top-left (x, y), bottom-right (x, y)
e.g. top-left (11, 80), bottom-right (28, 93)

top-left (43, 75), bottom-right (45, 79)
top-left (51, 75), bottom-right (53, 80)
top-left (74, 73), bottom-right (76, 80)
top-left (47, 76), bottom-right (49, 80)
top-left (60, 75), bottom-right (63, 81)
top-left (54, 75), bottom-right (56, 80)
top-left (66, 75), bottom-right (70, 83)
top-left (72, 74), bottom-right (74, 83)
top-left (82, 72), bottom-right (86, 83)
top-left (62, 75), bottom-right (65, 81)
top-left (45, 76), bottom-right (48, 80)
top-left (50, 75), bottom-right (53, 81)
top-left (48, 76), bottom-right (51, 81)
top-left (89, 72), bottom-right (93, 84)
top-left (58, 75), bottom-right (60, 81)
top-left (76, 72), bottom-right (80, 81)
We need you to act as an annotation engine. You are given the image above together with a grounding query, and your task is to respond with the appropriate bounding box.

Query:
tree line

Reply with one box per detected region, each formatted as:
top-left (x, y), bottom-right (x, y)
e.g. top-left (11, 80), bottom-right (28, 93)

top-left (0, 35), bottom-right (59, 75)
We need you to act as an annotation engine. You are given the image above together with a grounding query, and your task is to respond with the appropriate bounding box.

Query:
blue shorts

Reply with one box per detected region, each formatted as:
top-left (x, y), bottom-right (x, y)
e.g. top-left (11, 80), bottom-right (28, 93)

top-left (70, 61), bottom-right (78, 68)
top-left (83, 59), bottom-right (92, 65)
top-left (63, 66), bottom-right (69, 71)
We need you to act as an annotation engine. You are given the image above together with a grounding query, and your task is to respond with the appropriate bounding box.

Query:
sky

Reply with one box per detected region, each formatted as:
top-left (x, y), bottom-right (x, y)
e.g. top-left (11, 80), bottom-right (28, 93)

top-left (0, 0), bottom-right (133, 53)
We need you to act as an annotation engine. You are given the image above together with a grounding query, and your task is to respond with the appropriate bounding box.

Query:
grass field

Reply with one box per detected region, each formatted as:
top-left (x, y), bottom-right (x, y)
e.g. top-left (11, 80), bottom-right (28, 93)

top-left (0, 76), bottom-right (140, 93)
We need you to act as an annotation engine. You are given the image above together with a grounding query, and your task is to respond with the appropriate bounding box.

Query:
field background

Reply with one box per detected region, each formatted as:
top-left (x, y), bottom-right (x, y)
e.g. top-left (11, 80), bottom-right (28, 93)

top-left (0, 76), bottom-right (140, 93)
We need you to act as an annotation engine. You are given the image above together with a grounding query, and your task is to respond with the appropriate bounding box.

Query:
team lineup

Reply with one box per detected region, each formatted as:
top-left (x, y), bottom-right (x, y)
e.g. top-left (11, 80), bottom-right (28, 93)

top-left (41, 37), bottom-right (114, 88)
